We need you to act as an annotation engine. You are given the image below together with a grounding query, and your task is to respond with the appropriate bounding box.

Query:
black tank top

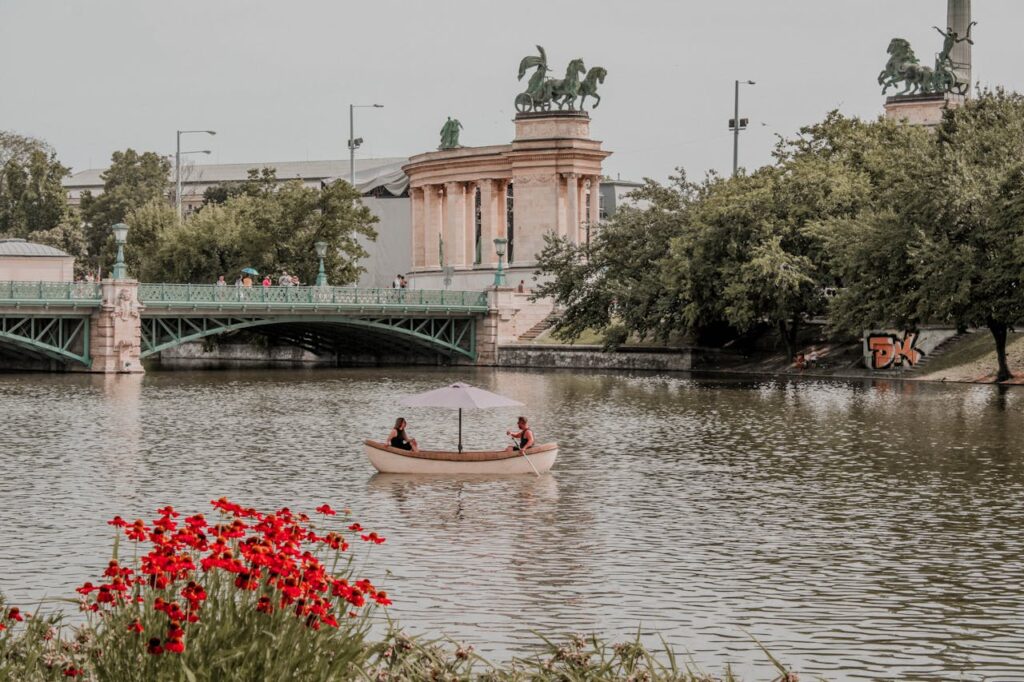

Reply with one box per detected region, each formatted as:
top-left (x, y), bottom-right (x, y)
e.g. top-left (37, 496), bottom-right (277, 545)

top-left (390, 429), bottom-right (411, 450)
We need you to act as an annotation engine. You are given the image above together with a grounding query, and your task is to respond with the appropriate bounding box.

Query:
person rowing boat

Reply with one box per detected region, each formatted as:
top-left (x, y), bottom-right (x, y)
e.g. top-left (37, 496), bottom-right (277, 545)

top-left (505, 416), bottom-right (535, 452)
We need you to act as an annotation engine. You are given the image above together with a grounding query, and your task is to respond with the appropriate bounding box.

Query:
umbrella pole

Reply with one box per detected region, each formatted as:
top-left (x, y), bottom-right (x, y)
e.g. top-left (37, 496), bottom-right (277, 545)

top-left (458, 408), bottom-right (463, 453)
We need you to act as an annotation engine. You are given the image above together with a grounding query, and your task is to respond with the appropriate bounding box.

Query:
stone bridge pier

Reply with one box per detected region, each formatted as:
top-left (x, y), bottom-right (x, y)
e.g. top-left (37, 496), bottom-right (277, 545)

top-left (83, 279), bottom-right (145, 374)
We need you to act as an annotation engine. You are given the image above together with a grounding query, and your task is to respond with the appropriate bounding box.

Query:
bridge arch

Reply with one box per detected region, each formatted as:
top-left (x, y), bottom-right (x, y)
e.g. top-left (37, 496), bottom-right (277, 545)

top-left (0, 316), bottom-right (91, 367)
top-left (139, 315), bottom-right (478, 361)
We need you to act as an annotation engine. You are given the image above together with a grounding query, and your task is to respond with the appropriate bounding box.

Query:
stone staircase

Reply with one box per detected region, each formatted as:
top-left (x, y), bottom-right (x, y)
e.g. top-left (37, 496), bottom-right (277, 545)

top-left (517, 311), bottom-right (561, 343)
top-left (904, 331), bottom-right (970, 372)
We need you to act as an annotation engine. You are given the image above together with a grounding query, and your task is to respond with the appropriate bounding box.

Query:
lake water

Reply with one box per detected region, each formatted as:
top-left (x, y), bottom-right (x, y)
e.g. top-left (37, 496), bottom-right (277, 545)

top-left (1, 368), bottom-right (1022, 680)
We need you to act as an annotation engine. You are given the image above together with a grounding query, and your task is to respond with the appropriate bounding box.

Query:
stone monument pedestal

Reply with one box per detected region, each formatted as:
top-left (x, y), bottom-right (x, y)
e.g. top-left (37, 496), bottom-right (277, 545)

top-left (82, 279), bottom-right (145, 374)
top-left (884, 94), bottom-right (963, 127)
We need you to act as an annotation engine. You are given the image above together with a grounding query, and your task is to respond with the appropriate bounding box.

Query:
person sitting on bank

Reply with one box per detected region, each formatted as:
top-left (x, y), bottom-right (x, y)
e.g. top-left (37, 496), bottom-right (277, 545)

top-left (388, 418), bottom-right (419, 452)
top-left (505, 416), bottom-right (535, 452)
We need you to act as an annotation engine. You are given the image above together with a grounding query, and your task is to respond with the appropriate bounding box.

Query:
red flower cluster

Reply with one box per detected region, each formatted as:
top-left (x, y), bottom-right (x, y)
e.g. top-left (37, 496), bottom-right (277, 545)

top-left (74, 499), bottom-right (391, 657)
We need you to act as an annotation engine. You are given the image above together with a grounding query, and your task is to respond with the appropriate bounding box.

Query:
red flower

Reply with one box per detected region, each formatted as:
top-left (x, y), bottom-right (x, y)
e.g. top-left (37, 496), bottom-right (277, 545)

top-left (360, 532), bottom-right (386, 545)
top-left (347, 523), bottom-right (363, 532)
top-left (167, 624), bottom-right (184, 640)
top-left (374, 591), bottom-right (393, 606)
top-left (315, 504), bottom-right (336, 516)
top-left (128, 619), bottom-right (144, 633)
top-left (75, 582), bottom-right (97, 595)
top-left (107, 515), bottom-right (128, 528)
top-left (0, 624), bottom-right (6, 631)
top-left (147, 637), bottom-right (163, 655)
top-left (156, 505), bottom-right (180, 518)
top-left (165, 638), bottom-right (185, 654)
top-left (256, 596), bottom-right (273, 614)
top-left (62, 668), bottom-right (83, 677)
top-left (5, 607), bottom-right (23, 622)
top-left (126, 519), bottom-right (149, 541)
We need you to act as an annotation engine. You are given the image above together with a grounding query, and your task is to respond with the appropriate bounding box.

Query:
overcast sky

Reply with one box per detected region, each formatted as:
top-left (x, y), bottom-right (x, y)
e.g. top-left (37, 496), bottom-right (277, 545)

top-left (2, 0), bottom-right (1022, 184)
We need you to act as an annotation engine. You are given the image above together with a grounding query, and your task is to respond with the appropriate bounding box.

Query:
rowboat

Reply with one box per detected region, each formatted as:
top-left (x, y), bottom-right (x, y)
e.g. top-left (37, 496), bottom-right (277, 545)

top-left (364, 440), bottom-right (558, 475)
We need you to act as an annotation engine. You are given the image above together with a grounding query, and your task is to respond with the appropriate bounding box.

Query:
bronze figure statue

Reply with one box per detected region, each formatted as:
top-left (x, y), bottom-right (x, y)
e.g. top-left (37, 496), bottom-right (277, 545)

top-left (515, 46), bottom-right (607, 112)
top-left (439, 117), bottom-right (463, 150)
top-left (879, 21), bottom-right (975, 97)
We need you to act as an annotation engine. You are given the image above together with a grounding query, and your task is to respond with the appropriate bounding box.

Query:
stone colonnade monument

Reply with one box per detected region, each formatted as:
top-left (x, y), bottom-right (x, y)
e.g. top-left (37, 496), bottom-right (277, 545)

top-left (882, 0), bottom-right (974, 126)
top-left (403, 47), bottom-right (610, 292)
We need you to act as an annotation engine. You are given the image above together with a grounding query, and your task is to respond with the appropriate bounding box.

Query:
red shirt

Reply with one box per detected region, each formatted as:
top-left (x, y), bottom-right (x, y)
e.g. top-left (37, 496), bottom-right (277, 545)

top-left (262, 277), bottom-right (271, 287)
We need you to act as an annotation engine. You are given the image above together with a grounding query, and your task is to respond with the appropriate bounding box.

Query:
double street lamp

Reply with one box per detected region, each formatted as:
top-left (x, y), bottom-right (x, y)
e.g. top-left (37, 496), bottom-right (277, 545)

top-left (730, 80), bottom-right (755, 177)
top-left (349, 104), bottom-right (383, 186)
top-left (176, 129), bottom-right (216, 219)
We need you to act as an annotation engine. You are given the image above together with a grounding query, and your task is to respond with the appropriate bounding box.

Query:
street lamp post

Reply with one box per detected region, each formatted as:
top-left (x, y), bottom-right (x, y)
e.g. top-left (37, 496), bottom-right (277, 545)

top-left (176, 129), bottom-right (216, 219)
top-left (314, 241), bottom-right (328, 286)
top-left (730, 80), bottom-right (755, 177)
top-left (493, 237), bottom-right (508, 288)
top-left (111, 223), bottom-right (129, 280)
top-left (348, 104), bottom-right (383, 186)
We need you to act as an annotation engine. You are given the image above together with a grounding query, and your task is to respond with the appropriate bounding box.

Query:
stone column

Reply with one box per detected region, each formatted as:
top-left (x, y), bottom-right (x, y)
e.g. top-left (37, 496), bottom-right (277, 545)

top-left (444, 181), bottom-right (468, 266)
top-left (88, 279), bottom-right (145, 374)
top-left (423, 185), bottom-right (441, 268)
top-left (588, 175), bottom-right (601, 232)
top-left (411, 187), bottom-right (425, 268)
top-left (565, 173), bottom-right (579, 244)
top-left (464, 182), bottom-right (477, 266)
top-left (948, 0), bottom-right (972, 92)
top-left (479, 180), bottom-right (501, 266)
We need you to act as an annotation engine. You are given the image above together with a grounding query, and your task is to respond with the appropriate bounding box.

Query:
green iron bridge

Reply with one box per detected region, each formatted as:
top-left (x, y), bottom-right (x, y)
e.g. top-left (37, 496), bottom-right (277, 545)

top-left (0, 281), bottom-right (491, 369)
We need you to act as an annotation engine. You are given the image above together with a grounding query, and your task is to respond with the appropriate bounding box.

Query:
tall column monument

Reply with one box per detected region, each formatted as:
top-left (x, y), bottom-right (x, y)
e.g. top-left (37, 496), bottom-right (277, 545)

top-left (947, 0), bottom-right (972, 92)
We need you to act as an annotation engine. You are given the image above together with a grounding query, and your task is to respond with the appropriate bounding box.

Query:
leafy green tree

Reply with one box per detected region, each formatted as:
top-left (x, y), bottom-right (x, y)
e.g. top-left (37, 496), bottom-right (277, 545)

top-left (147, 176), bottom-right (377, 285)
top-left (124, 199), bottom-right (177, 280)
top-left (532, 177), bottom-right (691, 343)
top-left (201, 167), bottom-right (278, 208)
top-left (819, 91), bottom-right (1024, 380)
top-left (146, 204), bottom-right (246, 283)
top-left (80, 149), bottom-right (171, 268)
top-left (914, 91), bottom-right (1024, 380)
top-left (0, 132), bottom-right (71, 237)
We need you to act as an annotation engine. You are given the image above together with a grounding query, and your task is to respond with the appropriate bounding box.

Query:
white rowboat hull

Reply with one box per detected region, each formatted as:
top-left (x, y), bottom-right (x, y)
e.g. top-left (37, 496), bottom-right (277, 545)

top-left (364, 441), bottom-right (558, 475)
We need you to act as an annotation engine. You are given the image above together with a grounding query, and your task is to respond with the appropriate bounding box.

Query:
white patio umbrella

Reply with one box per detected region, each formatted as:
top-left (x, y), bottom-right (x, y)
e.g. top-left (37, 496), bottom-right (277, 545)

top-left (400, 381), bottom-right (523, 453)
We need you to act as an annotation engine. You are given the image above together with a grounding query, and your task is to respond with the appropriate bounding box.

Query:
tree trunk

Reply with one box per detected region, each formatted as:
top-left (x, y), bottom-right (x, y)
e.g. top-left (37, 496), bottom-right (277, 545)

top-left (778, 319), bottom-right (795, 361)
top-left (988, 319), bottom-right (1013, 382)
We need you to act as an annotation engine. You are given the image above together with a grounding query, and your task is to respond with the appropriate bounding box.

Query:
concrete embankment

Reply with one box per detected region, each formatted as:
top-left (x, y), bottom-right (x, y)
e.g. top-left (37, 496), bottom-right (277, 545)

top-left (496, 344), bottom-right (695, 371)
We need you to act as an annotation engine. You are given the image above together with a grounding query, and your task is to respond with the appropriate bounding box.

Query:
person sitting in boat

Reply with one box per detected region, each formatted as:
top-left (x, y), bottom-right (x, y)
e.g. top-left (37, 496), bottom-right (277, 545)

top-left (505, 416), bottom-right (535, 452)
top-left (388, 418), bottom-right (419, 452)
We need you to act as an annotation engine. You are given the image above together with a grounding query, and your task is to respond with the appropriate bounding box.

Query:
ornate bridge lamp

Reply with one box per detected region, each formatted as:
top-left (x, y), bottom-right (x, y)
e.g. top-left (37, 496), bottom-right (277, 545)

top-left (493, 237), bottom-right (508, 288)
top-left (314, 241), bottom-right (328, 286)
top-left (111, 223), bottom-right (129, 280)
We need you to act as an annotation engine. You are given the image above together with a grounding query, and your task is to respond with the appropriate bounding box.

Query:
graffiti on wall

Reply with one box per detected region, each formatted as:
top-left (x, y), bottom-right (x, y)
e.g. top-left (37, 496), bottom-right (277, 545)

top-left (866, 331), bottom-right (925, 369)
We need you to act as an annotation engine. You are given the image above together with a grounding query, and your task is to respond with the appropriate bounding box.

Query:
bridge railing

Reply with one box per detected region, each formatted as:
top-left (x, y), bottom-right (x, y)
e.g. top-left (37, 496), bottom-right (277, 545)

top-left (137, 283), bottom-right (489, 309)
top-left (0, 281), bottom-right (101, 302)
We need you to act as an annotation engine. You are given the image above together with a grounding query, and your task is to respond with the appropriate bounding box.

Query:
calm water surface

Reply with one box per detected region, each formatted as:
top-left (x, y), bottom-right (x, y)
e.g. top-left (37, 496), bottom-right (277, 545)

top-left (1, 368), bottom-right (1022, 680)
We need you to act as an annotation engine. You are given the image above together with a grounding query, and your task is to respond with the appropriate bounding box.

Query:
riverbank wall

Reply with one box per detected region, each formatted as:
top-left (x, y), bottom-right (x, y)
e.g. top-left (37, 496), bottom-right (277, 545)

top-left (151, 342), bottom-right (451, 370)
top-left (495, 344), bottom-right (697, 371)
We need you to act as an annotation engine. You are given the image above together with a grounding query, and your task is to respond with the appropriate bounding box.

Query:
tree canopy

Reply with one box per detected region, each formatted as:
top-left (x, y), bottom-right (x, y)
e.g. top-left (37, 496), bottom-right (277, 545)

top-left (140, 171), bottom-right (378, 286)
top-left (536, 92), bottom-right (1024, 380)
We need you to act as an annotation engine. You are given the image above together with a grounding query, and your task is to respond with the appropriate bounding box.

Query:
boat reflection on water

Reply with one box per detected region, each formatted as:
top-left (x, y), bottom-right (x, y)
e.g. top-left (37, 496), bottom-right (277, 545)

top-left (366, 472), bottom-right (560, 523)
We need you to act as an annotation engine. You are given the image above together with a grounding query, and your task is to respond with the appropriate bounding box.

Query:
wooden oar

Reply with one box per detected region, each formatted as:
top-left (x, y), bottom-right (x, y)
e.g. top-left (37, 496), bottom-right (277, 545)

top-left (509, 434), bottom-right (541, 477)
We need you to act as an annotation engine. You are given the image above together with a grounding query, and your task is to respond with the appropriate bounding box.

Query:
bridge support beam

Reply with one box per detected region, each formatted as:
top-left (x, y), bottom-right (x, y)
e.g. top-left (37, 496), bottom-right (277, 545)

top-left (78, 279), bottom-right (145, 374)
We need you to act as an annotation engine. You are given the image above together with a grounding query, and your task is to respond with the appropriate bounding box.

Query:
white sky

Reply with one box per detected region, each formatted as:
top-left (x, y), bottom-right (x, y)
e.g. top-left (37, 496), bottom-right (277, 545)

top-left (2, 0), bottom-right (1022, 184)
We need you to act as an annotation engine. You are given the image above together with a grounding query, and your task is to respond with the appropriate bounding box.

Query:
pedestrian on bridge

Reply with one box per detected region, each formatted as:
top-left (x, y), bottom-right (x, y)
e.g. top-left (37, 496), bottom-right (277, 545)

top-left (261, 275), bottom-right (271, 288)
